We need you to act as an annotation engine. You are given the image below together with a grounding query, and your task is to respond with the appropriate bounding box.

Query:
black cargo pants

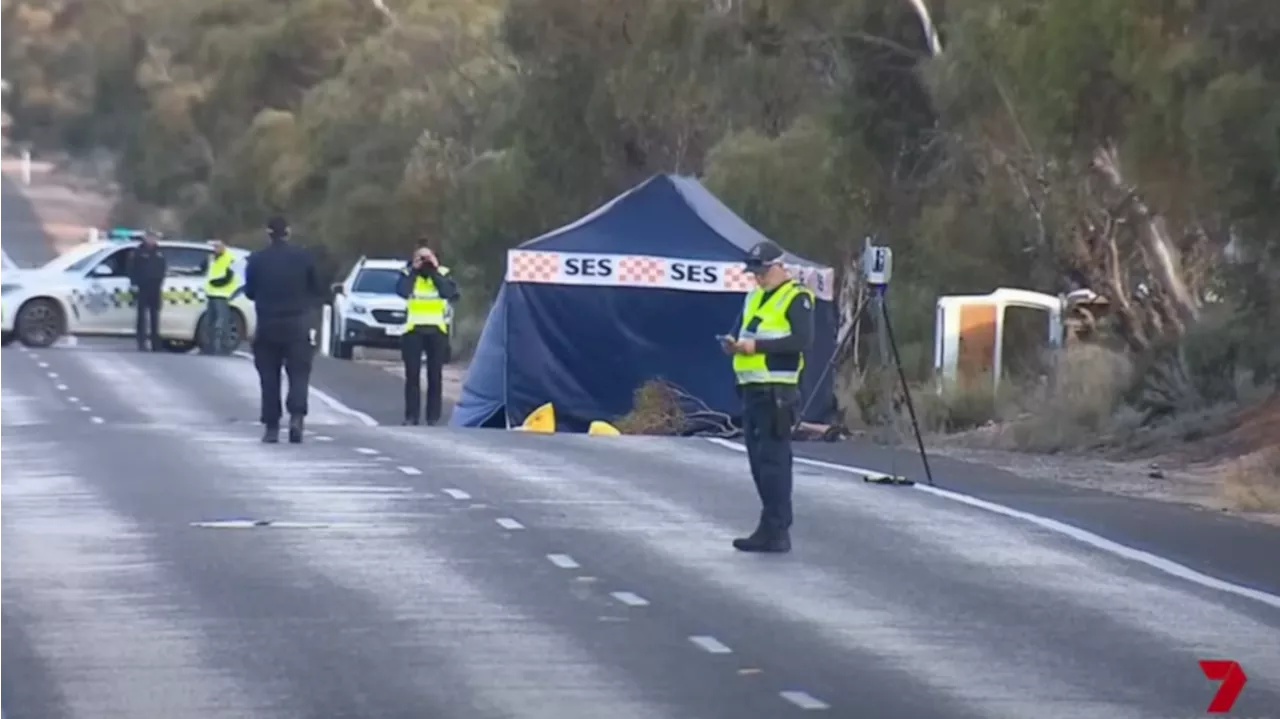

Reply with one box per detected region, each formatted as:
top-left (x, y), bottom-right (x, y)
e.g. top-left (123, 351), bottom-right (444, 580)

top-left (741, 384), bottom-right (799, 533)
top-left (401, 328), bottom-right (448, 424)
top-left (134, 287), bottom-right (162, 350)
top-left (253, 317), bottom-right (313, 427)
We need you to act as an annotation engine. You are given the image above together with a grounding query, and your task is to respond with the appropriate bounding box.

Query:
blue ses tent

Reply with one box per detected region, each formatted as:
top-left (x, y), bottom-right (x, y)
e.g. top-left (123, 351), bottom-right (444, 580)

top-left (450, 174), bottom-right (838, 432)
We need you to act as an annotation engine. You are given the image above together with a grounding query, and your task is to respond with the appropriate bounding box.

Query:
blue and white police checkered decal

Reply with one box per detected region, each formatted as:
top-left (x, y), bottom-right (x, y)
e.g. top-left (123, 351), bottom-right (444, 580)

top-left (82, 283), bottom-right (112, 314)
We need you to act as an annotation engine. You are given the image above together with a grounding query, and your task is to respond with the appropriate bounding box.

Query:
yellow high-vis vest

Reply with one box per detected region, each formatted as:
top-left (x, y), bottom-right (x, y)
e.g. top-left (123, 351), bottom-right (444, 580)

top-left (204, 251), bottom-right (236, 299)
top-left (732, 279), bottom-right (812, 386)
top-left (404, 265), bottom-right (451, 333)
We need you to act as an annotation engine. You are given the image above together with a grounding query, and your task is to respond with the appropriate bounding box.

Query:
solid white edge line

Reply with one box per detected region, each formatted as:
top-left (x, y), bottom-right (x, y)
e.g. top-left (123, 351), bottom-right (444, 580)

top-left (397, 466), bottom-right (422, 476)
top-left (495, 517), bottom-right (524, 530)
top-left (688, 636), bottom-right (733, 654)
top-left (233, 350), bottom-right (379, 427)
top-left (704, 437), bottom-right (1280, 610)
top-left (546, 553), bottom-right (581, 569)
top-left (779, 691), bottom-right (830, 710)
top-left (610, 591), bottom-right (650, 607)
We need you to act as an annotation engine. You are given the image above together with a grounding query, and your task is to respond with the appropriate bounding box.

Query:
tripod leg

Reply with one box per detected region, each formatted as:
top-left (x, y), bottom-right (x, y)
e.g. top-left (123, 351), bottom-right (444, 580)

top-left (792, 295), bottom-right (868, 434)
top-left (881, 293), bottom-right (936, 486)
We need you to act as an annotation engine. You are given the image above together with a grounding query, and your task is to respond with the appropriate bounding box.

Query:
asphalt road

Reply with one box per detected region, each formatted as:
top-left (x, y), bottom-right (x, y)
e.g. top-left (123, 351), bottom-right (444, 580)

top-left (5, 175), bottom-right (1280, 718)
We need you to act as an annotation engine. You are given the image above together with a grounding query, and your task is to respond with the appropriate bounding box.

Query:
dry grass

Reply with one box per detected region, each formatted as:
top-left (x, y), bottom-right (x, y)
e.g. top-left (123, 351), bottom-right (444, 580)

top-left (613, 379), bottom-right (685, 435)
top-left (1221, 447), bottom-right (1280, 512)
top-left (1004, 344), bottom-right (1135, 452)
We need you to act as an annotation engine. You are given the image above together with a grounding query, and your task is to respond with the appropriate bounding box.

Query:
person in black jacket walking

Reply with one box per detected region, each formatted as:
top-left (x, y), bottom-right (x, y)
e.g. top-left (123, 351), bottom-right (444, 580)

top-left (127, 231), bottom-right (167, 351)
top-left (243, 216), bottom-right (322, 444)
top-left (396, 243), bottom-right (460, 425)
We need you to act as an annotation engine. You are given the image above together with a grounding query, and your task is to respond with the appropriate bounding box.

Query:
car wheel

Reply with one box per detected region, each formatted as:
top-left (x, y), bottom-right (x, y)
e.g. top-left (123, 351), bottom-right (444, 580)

top-left (226, 310), bottom-right (247, 351)
top-left (196, 309), bottom-right (247, 353)
top-left (16, 299), bottom-right (65, 348)
top-left (2, 331), bottom-right (15, 347)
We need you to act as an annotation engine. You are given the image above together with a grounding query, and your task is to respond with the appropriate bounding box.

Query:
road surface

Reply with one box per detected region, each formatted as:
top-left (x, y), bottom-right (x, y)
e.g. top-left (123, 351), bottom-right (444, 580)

top-left (4, 176), bottom-right (1280, 719)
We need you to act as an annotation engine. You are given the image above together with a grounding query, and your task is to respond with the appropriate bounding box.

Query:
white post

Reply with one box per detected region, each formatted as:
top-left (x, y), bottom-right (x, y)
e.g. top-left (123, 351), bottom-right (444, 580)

top-left (319, 304), bottom-right (332, 357)
top-left (89, 228), bottom-right (99, 242)
top-left (21, 150), bottom-right (31, 185)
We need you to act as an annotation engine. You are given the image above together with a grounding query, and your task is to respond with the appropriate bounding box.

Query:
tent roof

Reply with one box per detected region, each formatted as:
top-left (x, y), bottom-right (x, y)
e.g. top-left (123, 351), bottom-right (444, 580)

top-left (520, 174), bottom-right (828, 268)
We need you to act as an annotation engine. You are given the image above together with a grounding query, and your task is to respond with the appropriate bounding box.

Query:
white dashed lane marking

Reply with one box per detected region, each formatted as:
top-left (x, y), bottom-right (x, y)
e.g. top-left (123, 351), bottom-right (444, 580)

top-left (688, 636), bottom-right (732, 654)
top-left (354, 447), bottom-right (379, 455)
top-left (397, 466), bottom-right (422, 476)
top-left (495, 517), bottom-right (524, 530)
top-left (610, 591), bottom-right (650, 607)
top-left (779, 691), bottom-right (830, 710)
top-left (79, 406), bottom-right (91, 412)
top-left (46, 372), bottom-right (58, 379)
top-left (55, 384), bottom-right (68, 391)
top-left (546, 554), bottom-right (580, 569)
top-left (91, 417), bottom-right (104, 424)
top-left (313, 435), bottom-right (334, 442)
top-left (443, 488), bottom-right (471, 500)
top-left (37, 361), bottom-right (49, 368)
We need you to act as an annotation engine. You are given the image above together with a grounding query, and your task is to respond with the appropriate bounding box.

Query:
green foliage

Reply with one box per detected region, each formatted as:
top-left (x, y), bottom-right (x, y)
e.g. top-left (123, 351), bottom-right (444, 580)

top-left (3, 0), bottom-right (1277, 398)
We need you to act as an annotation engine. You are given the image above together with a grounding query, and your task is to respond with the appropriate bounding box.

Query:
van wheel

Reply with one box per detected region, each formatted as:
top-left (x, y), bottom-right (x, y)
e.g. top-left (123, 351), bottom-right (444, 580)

top-left (16, 299), bottom-right (66, 348)
top-left (1, 331), bottom-right (14, 347)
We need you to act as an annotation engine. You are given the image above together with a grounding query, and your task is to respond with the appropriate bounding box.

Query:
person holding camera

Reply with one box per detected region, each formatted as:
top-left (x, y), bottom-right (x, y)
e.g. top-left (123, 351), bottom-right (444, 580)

top-left (395, 243), bottom-right (460, 426)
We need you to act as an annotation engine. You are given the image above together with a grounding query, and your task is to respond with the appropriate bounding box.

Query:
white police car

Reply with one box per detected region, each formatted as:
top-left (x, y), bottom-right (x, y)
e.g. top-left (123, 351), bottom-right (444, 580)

top-left (328, 256), bottom-right (453, 359)
top-left (1, 232), bottom-right (257, 350)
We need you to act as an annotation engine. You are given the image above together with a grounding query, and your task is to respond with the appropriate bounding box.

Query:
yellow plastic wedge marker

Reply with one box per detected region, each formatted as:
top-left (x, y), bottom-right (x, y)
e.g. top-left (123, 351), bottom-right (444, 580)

top-left (588, 420), bottom-right (621, 436)
top-left (518, 403), bottom-right (556, 433)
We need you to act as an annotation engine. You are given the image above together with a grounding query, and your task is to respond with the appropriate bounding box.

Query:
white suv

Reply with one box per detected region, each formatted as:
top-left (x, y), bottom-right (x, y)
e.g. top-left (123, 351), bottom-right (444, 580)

top-left (328, 256), bottom-right (453, 359)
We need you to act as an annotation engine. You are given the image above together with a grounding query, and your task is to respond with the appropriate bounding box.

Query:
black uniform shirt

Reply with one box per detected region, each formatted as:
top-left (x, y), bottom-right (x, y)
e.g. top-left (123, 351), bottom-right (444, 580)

top-left (128, 244), bottom-right (167, 292)
top-left (243, 239), bottom-right (321, 326)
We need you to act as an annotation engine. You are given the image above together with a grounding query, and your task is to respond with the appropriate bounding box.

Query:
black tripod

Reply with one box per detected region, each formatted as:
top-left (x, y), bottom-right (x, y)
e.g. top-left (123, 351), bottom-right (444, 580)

top-left (794, 283), bottom-right (936, 487)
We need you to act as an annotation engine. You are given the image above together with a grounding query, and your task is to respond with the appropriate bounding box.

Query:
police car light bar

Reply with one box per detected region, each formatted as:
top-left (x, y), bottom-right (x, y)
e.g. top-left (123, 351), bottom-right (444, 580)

top-left (107, 227), bottom-right (146, 241)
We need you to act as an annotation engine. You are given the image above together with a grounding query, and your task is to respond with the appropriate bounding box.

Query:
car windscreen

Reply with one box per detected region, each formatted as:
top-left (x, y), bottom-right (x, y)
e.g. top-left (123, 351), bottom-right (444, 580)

top-left (44, 246), bottom-right (111, 273)
top-left (352, 268), bottom-right (402, 294)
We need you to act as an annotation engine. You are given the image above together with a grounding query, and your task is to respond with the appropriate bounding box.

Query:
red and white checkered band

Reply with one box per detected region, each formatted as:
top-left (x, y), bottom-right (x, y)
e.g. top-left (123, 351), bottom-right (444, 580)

top-left (504, 249), bottom-right (835, 300)
top-left (617, 256), bottom-right (666, 285)
top-left (508, 251), bottom-right (561, 282)
top-left (721, 265), bottom-right (755, 292)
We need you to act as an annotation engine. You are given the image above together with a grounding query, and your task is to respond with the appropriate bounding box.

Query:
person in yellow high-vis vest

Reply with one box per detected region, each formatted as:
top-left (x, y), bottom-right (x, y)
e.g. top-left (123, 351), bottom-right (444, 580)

top-left (202, 239), bottom-right (238, 354)
top-left (721, 240), bottom-right (814, 553)
top-left (395, 244), bottom-right (460, 425)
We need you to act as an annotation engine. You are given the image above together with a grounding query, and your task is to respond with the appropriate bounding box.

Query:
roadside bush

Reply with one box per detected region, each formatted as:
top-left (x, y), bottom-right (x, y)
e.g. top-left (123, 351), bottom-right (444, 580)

top-left (613, 379), bottom-right (685, 436)
top-left (1005, 344), bottom-right (1133, 452)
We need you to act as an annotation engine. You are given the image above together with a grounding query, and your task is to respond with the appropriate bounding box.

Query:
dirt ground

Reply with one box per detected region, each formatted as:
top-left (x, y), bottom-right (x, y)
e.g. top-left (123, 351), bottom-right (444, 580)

top-left (8, 150), bottom-right (1275, 524)
top-left (917, 397), bottom-right (1280, 526)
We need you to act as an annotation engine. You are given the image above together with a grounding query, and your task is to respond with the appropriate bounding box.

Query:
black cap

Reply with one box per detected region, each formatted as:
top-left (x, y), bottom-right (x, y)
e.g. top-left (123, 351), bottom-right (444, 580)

top-left (744, 240), bottom-right (785, 269)
top-left (266, 215), bottom-right (289, 237)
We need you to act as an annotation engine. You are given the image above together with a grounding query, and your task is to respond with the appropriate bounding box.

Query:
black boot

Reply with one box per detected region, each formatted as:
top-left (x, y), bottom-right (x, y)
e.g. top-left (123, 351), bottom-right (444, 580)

top-left (261, 424), bottom-right (279, 443)
top-left (288, 415), bottom-right (304, 444)
top-left (732, 525), bottom-right (791, 553)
